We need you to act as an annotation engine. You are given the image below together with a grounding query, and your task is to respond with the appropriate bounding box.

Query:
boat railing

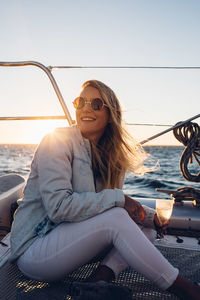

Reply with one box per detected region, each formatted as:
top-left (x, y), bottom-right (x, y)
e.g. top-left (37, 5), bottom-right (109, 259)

top-left (0, 61), bottom-right (73, 126)
top-left (0, 60), bottom-right (199, 145)
top-left (0, 116), bottom-right (66, 121)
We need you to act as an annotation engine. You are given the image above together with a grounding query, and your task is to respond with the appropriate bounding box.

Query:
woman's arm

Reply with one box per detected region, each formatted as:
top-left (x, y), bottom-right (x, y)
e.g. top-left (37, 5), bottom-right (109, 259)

top-left (35, 131), bottom-right (125, 223)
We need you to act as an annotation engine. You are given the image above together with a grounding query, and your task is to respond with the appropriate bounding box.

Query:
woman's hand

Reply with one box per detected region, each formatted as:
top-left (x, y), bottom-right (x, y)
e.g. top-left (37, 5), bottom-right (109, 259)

top-left (153, 213), bottom-right (169, 237)
top-left (124, 194), bottom-right (146, 222)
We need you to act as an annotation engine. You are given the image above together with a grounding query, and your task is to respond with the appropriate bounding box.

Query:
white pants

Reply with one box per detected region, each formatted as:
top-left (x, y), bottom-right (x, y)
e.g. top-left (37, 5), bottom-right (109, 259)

top-left (17, 207), bottom-right (178, 290)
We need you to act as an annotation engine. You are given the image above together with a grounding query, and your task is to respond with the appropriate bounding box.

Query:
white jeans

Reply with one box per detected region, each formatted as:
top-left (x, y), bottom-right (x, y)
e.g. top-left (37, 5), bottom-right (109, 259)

top-left (17, 207), bottom-right (178, 290)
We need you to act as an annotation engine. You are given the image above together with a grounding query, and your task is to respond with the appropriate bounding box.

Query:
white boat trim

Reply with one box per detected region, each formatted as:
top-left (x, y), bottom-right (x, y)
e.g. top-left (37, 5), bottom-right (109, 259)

top-left (0, 182), bottom-right (25, 202)
top-left (154, 235), bottom-right (200, 251)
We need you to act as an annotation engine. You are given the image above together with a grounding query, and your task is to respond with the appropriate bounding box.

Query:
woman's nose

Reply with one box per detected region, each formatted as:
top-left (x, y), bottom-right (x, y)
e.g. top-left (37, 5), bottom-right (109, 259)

top-left (82, 101), bottom-right (92, 111)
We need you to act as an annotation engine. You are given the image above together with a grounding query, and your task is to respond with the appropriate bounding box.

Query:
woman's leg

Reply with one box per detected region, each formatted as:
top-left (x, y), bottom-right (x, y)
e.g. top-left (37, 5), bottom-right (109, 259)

top-left (17, 207), bottom-right (178, 290)
top-left (17, 207), bottom-right (177, 289)
top-left (92, 226), bottom-right (156, 280)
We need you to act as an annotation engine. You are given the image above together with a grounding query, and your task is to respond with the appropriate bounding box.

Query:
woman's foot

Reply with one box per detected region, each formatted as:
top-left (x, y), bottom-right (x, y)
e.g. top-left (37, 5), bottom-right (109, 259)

top-left (87, 265), bottom-right (115, 282)
top-left (167, 274), bottom-right (200, 300)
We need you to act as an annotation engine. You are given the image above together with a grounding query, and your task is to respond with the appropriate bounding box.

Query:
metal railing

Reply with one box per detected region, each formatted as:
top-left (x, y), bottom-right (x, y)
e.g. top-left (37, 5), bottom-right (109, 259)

top-left (0, 61), bottom-right (73, 126)
top-left (0, 61), bottom-right (199, 144)
top-left (0, 116), bottom-right (66, 121)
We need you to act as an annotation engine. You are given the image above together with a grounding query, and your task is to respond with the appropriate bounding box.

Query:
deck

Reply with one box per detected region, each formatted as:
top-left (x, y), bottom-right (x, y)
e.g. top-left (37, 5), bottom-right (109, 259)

top-left (1, 244), bottom-right (200, 300)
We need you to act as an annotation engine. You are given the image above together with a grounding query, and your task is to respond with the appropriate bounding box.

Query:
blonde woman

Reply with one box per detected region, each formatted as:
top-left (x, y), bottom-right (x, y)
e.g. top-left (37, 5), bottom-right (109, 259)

top-left (10, 80), bottom-right (200, 299)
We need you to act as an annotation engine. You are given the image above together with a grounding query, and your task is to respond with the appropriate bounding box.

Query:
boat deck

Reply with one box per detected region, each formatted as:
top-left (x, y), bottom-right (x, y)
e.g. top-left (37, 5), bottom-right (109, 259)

top-left (1, 244), bottom-right (200, 300)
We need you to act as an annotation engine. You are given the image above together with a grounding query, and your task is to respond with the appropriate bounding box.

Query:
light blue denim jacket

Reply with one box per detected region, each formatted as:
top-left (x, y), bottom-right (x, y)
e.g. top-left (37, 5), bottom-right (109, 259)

top-left (9, 126), bottom-right (125, 262)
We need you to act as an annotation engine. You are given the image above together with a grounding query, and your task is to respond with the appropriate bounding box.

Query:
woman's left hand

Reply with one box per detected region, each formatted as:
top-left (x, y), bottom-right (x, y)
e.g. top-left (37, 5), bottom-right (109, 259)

top-left (124, 194), bottom-right (146, 222)
top-left (153, 213), bottom-right (169, 236)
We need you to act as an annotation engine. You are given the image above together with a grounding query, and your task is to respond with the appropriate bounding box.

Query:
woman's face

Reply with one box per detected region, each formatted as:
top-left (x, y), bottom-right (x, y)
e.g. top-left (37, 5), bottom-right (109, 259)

top-left (76, 86), bottom-right (110, 144)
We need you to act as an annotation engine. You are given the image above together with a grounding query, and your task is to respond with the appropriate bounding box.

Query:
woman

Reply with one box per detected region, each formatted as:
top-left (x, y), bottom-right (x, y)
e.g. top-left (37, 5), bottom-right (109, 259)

top-left (10, 80), bottom-right (200, 299)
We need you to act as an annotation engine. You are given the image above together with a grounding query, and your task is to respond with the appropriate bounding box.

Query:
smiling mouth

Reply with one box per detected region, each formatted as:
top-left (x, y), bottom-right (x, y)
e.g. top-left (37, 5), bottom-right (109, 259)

top-left (81, 117), bottom-right (96, 121)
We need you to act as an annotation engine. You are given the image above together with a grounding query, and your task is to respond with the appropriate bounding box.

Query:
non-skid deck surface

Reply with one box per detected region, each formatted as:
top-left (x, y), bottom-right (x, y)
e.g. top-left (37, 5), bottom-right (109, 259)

top-left (1, 246), bottom-right (200, 300)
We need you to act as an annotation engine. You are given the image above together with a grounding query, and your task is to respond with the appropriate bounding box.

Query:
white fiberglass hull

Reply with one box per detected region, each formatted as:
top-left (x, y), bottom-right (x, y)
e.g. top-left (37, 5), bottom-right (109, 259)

top-left (137, 197), bottom-right (200, 231)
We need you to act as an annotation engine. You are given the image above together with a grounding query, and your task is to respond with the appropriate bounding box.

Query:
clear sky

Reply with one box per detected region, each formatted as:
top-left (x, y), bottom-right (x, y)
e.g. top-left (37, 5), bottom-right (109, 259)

top-left (0, 0), bottom-right (200, 145)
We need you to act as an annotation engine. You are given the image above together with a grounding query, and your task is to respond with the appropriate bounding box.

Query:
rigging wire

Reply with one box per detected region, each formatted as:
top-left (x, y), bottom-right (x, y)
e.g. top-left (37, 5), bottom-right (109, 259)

top-left (48, 65), bottom-right (200, 70)
top-left (126, 123), bottom-right (172, 127)
top-left (0, 116), bottom-right (172, 127)
top-left (140, 114), bottom-right (200, 145)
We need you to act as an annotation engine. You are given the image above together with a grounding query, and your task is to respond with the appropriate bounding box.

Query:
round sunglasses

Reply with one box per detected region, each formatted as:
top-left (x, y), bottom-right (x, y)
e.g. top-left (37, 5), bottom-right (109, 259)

top-left (73, 97), bottom-right (108, 111)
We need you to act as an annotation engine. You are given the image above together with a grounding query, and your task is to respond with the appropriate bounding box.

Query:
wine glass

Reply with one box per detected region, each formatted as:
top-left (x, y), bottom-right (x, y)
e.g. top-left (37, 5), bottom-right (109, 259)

top-left (155, 199), bottom-right (174, 241)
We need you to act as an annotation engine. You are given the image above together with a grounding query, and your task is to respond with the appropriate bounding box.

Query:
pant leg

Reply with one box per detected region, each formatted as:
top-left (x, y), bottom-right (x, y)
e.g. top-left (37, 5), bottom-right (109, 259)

top-left (17, 207), bottom-right (178, 289)
top-left (102, 226), bottom-right (156, 277)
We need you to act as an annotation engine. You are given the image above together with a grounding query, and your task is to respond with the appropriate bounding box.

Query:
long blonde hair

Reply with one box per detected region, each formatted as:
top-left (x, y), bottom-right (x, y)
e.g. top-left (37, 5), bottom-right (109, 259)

top-left (82, 80), bottom-right (148, 189)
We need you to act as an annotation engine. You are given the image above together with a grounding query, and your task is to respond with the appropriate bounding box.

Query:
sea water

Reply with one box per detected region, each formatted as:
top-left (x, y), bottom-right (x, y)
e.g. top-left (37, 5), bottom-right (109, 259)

top-left (0, 145), bottom-right (199, 200)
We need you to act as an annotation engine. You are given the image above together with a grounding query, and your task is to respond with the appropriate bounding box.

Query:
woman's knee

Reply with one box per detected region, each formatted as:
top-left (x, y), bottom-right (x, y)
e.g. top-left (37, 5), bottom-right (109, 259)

top-left (102, 208), bottom-right (156, 242)
top-left (99, 207), bottom-right (132, 231)
top-left (105, 207), bottom-right (129, 222)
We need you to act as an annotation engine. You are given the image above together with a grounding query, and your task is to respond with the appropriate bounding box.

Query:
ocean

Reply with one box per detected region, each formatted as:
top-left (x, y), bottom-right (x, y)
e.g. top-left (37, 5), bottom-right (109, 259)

top-left (0, 145), bottom-right (199, 200)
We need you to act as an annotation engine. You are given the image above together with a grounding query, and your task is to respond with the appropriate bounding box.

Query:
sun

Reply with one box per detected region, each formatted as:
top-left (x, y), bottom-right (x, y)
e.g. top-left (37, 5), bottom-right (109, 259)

top-left (21, 119), bottom-right (69, 144)
top-left (0, 118), bottom-right (77, 144)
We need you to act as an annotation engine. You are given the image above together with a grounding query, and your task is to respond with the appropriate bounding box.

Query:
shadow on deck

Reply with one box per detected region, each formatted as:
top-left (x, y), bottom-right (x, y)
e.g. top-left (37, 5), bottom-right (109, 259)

top-left (1, 246), bottom-right (200, 300)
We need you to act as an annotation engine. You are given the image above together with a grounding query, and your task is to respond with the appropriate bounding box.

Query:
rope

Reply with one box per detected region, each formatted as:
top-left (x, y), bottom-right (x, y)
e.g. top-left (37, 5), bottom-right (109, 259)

top-left (170, 187), bottom-right (200, 206)
top-left (173, 121), bottom-right (200, 182)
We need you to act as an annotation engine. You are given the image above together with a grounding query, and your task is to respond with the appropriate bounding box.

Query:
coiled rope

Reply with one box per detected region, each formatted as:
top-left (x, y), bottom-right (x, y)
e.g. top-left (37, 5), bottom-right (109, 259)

top-left (157, 120), bottom-right (200, 205)
top-left (173, 121), bottom-right (200, 182)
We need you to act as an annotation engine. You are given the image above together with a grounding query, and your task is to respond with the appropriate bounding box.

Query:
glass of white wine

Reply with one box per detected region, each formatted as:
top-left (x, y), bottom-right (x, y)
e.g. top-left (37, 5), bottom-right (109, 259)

top-left (155, 199), bottom-right (174, 240)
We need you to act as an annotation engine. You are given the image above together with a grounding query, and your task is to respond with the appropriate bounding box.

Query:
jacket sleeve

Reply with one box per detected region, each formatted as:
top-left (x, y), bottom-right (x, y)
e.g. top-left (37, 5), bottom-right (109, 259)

top-left (35, 132), bottom-right (125, 223)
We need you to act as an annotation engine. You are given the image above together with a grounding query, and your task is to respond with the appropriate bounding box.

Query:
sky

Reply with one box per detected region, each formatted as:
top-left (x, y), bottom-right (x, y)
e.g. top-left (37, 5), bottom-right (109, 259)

top-left (0, 0), bottom-right (200, 145)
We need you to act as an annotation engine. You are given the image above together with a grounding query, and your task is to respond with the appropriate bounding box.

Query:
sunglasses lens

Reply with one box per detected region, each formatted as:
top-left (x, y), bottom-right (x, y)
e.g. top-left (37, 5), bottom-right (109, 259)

top-left (91, 98), bottom-right (104, 110)
top-left (73, 97), bottom-right (105, 111)
top-left (73, 97), bottom-right (85, 109)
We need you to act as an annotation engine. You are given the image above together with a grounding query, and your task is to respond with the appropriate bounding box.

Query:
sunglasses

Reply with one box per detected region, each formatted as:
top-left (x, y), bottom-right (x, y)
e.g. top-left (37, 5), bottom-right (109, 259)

top-left (73, 97), bottom-right (108, 111)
